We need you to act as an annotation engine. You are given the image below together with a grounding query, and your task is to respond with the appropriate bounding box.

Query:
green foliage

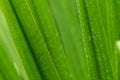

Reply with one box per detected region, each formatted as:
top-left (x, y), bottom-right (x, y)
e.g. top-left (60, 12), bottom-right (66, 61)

top-left (0, 0), bottom-right (119, 80)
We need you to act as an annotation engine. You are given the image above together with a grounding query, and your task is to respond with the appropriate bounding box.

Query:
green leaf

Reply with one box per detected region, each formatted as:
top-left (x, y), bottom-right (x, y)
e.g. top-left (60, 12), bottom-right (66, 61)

top-left (0, 0), bottom-right (119, 80)
top-left (0, 0), bottom-right (42, 80)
